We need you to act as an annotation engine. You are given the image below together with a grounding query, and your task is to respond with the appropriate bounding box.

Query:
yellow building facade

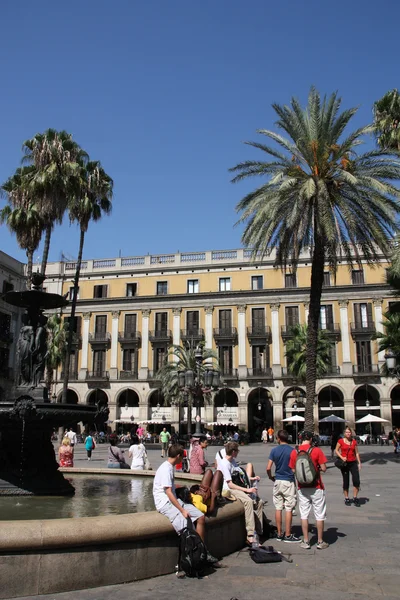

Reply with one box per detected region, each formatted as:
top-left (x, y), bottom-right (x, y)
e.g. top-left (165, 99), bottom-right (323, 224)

top-left (42, 246), bottom-right (400, 437)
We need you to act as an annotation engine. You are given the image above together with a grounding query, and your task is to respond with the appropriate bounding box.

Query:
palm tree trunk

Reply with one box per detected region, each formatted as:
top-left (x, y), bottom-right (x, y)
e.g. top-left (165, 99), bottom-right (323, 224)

top-left (305, 235), bottom-right (325, 431)
top-left (40, 224), bottom-right (52, 276)
top-left (26, 249), bottom-right (33, 289)
top-left (62, 228), bottom-right (85, 404)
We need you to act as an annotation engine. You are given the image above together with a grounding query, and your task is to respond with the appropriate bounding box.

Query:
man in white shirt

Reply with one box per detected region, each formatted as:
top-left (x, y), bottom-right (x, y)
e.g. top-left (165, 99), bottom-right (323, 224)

top-left (66, 428), bottom-right (77, 447)
top-left (217, 442), bottom-right (264, 546)
top-left (153, 444), bottom-right (206, 539)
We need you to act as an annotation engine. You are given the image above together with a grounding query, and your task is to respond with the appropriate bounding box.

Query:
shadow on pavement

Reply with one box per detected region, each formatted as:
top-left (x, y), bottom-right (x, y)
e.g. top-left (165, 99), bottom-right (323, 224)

top-left (358, 452), bottom-right (400, 465)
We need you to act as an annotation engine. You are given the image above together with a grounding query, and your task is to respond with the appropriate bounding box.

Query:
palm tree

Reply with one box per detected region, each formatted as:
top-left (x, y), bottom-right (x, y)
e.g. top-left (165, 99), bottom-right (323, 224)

top-left (156, 344), bottom-right (219, 435)
top-left (373, 89), bottom-right (400, 151)
top-left (22, 129), bottom-right (87, 275)
top-left (231, 87), bottom-right (400, 430)
top-left (285, 324), bottom-right (333, 381)
top-left (61, 160), bottom-right (113, 403)
top-left (1, 166), bottom-right (44, 287)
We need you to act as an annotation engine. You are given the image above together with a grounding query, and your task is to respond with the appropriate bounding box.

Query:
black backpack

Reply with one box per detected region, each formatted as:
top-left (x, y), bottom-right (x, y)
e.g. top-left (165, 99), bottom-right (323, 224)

top-left (179, 527), bottom-right (208, 577)
top-left (231, 466), bottom-right (251, 488)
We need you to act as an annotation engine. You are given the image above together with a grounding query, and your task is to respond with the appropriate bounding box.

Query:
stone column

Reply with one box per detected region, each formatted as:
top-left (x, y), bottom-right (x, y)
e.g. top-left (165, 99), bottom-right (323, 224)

top-left (304, 302), bottom-right (309, 324)
top-left (273, 399), bottom-right (283, 432)
top-left (110, 311), bottom-right (120, 380)
top-left (172, 308), bottom-right (182, 362)
top-left (380, 398), bottom-right (392, 434)
top-left (270, 303), bottom-right (281, 378)
top-left (139, 309), bottom-right (151, 380)
top-left (373, 299), bottom-right (385, 365)
top-left (204, 305), bottom-right (214, 349)
top-left (79, 312), bottom-right (91, 380)
top-left (344, 399), bottom-right (355, 430)
top-left (339, 301), bottom-right (352, 376)
top-left (237, 304), bottom-right (247, 379)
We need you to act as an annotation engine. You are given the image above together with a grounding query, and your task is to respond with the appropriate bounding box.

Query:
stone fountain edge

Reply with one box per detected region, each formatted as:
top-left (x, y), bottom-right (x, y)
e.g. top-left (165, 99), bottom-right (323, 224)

top-left (0, 470), bottom-right (246, 598)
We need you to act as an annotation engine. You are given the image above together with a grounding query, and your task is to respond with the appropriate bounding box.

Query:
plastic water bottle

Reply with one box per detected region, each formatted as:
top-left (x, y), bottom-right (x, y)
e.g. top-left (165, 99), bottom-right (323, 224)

top-left (252, 532), bottom-right (259, 548)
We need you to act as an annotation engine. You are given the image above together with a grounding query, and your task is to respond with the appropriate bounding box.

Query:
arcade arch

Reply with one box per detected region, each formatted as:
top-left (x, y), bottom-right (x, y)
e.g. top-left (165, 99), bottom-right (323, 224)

top-left (248, 386), bottom-right (273, 441)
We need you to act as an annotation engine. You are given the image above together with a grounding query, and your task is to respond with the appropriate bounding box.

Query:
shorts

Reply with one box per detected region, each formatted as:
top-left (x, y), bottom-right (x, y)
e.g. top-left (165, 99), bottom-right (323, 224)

top-left (159, 498), bottom-right (204, 533)
top-left (273, 480), bottom-right (296, 511)
top-left (161, 442), bottom-right (169, 451)
top-left (298, 488), bottom-right (327, 521)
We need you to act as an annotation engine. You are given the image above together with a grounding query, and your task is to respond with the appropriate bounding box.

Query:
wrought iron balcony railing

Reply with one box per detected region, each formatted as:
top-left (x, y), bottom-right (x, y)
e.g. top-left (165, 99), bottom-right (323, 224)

top-left (149, 330), bottom-right (172, 343)
top-left (180, 328), bottom-right (205, 341)
top-left (118, 331), bottom-right (141, 345)
top-left (89, 332), bottom-right (111, 344)
top-left (352, 364), bottom-right (380, 375)
top-left (60, 370), bottom-right (79, 381)
top-left (86, 370), bottom-right (110, 380)
top-left (119, 370), bottom-right (139, 380)
top-left (247, 367), bottom-right (273, 378)
top-left (213, 328), bottom-right (238, 343)
top-left (247, 326), bottom-right (271, 343)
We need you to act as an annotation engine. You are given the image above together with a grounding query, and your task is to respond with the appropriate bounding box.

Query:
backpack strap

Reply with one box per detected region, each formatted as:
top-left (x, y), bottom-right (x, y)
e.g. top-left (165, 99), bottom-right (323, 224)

top-left (218, 450), bottom-right (223, 460)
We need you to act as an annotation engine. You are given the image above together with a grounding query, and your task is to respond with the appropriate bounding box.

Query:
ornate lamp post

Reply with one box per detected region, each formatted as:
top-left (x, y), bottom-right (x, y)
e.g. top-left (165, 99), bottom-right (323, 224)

top-left (178, 344), bottom-right (221, 435)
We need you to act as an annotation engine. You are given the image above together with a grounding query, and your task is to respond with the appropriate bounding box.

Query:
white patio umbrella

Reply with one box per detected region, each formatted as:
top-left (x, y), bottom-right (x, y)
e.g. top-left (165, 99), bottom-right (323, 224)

top-left (355, 413), bottom-right (389, 437)
top-left (282, 415), bottom-right (305, 444)
top-left (355, 414), bottom-right (389, 423)
top-left (319, 414), bottom-right (346, 432)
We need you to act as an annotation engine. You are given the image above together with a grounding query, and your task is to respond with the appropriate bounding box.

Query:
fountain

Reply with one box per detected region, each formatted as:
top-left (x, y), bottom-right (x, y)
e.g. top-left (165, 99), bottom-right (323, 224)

top-left (0, 272), bottom-right (97, 495)
top-left (0, 274), bottom-right (246, 598)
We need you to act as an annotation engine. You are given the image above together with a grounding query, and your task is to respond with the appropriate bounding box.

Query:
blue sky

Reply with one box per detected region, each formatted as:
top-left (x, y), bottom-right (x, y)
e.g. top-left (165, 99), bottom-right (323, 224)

top-left (0, 0), bottom-right (398, 264)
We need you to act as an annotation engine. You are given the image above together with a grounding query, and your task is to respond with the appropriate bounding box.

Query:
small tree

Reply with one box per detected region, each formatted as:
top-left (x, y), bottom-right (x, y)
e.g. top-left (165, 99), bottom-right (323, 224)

top-left (157, 344), bottom-right (219, 435)
top-left (285, 324), bottom-right (333, 381)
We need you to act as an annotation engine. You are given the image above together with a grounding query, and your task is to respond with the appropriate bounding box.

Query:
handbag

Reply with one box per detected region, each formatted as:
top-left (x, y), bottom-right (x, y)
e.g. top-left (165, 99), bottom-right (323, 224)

top-left (334, 457), bottom-right (347, 469)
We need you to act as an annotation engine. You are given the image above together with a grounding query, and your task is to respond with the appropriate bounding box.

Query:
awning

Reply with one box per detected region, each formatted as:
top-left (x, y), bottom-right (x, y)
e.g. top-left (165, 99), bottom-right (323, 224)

top-left (207, 421), bottom-right (238, 426)
top-left (139, 420), bottom-right (171, 424)
top-left (114, 419), bottom-right (135, 424)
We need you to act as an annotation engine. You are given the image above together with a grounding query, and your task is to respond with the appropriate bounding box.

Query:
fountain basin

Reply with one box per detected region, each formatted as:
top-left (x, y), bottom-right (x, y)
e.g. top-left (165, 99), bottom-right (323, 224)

top-left (0, 470), bottom-right (246, 599)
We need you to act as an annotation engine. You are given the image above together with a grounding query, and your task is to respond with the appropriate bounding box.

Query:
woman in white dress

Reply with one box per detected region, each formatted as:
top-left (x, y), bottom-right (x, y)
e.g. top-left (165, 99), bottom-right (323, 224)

top-left (129, 434), bottom-right (146, 470)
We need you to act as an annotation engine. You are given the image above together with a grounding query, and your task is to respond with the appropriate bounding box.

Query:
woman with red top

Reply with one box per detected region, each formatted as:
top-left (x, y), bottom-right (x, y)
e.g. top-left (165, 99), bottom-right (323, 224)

top-left (58, 437), bottom-right (74, 467)
top-left (189, 436), bottom-right (209, 474)
top-left (335, 427), bottom-right (362, 506)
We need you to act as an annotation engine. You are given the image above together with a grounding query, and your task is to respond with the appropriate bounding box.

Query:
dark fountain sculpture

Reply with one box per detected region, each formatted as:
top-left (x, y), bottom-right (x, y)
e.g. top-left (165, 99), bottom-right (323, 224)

top-left (0, 273), bottom-right (98, 496)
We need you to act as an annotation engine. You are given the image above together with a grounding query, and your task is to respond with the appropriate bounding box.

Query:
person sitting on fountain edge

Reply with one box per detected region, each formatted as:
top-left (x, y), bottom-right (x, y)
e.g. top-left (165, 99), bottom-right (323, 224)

top-left (153, 444), bottom-right (220, 566)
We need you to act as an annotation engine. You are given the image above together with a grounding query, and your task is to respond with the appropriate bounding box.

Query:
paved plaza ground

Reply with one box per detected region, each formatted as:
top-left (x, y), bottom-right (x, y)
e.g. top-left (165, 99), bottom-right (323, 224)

top-left (17, 442), bottom-right (400, 600)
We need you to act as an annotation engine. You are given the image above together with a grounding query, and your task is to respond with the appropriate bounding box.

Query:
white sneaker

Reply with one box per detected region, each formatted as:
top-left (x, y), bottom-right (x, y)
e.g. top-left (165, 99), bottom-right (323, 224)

top-left (300, 540), bottom-right (311, 549)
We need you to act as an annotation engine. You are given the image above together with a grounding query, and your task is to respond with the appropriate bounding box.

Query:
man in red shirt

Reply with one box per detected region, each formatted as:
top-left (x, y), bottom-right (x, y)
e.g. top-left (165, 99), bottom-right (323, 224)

top-left (288, 431), bottom-right (329, 550)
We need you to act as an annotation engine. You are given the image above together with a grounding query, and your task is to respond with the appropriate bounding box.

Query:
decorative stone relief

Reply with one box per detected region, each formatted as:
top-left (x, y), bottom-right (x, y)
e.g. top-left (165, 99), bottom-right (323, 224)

top-left (83, 312), bottom-right (92, 320)
top-left (142, 309), bottom-right (151, 318)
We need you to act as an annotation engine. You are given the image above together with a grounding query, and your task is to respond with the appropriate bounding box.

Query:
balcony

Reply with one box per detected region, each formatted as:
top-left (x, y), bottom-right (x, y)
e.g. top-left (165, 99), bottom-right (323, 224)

top-left (281, 325), bottom-right (299, 341)
top-left (247, 326), bottom-right (271, 344)
top-left (352, 365), bottom-right (380, 376)
top-left (247, 367), bottom-right (273, 381)
top-left (350, 321), bottom-right (376, 339)
top-left (213, 327), bottom-right (238, 344)
top-left (220, 368), bottom-right (238, 381)
top-left (86, 370), bottom-right (110, 381)
top-left (119, 370), bottom-right (139, 380)
top-left (118, 331), bottom-right (141, 347)
top-left (89, 332), bottom-right (111, 346)
top-left (149, 329), bottom-right (172, 344)
top-left (320, 323), bottom-right (341, 340)
top-left (181, 328), bottom-right (205, 343)
top-left (60, 370), bottom-right (79, 381)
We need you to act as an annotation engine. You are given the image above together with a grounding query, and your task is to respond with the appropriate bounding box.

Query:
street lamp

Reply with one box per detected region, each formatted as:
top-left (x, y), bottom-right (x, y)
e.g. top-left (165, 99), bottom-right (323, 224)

top-left (257, 382), bottom-right (262, 412)
top-left (177, 343), bottom-right (221, 435)
top-left (385, 349), bottom-right (400, 375)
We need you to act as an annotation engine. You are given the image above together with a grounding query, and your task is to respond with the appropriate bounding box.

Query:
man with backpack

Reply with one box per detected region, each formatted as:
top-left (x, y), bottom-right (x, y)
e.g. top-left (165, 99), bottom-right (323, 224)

top-left (288, 431), bottom-right (329, 550)
top-left (217, 442), bottom-right (264, 546)
top-left (153, 444), bottom-right (220, 574)
top-left (266, 429), bottom-right (300, 543)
